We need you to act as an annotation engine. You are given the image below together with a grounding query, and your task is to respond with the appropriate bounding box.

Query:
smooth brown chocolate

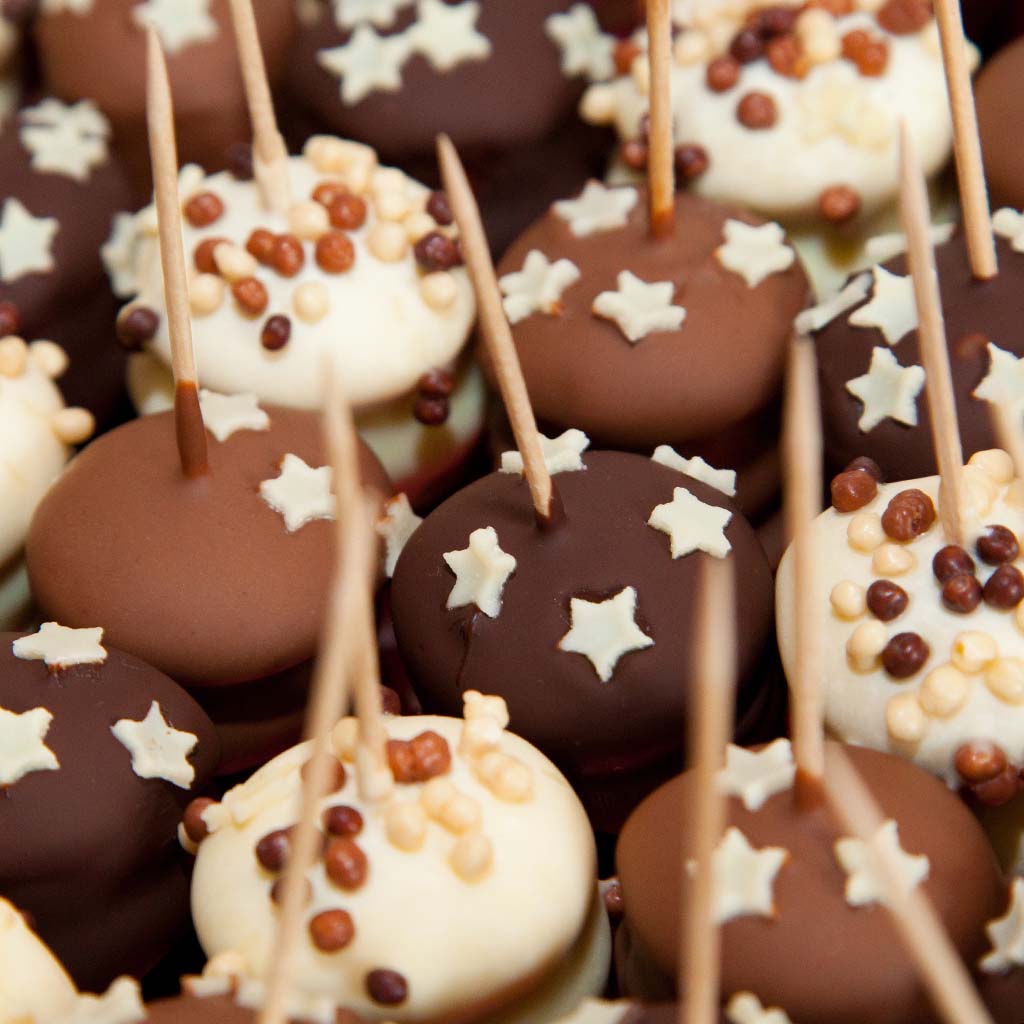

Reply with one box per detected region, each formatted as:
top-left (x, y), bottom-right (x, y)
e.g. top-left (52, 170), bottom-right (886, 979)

top-left (977, 36), bottom-right (1024, 210)
top-left (142, 995), bottom-right (368, 1023)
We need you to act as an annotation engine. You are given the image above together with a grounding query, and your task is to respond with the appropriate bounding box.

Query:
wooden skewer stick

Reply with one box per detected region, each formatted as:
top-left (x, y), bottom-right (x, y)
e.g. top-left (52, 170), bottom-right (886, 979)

top-left (900, 123), bottom-right (966, 547)
top-left (227, 0), bottom-right (291, 212)
top-left (680, 556), bottom-right (736, 1024)
top-left (145, 28), bottom-right (209, 479)
top-left (646, 0), bottom-right (675, 239)
top-left (934, 0), bottom-right (997, 280)
top-left (824, 746), bottom-right (995, 1024)
top-left (784, 337), bottom-right (826, 790)
top-left (437, 134), bottom-right (554, 522)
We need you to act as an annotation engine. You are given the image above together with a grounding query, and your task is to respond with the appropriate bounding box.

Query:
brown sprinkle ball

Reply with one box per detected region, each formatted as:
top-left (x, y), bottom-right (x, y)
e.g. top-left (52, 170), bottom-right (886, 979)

top-left (312, 181), bottom-right (349, 208)
top-left (116, 305), bottom-right (159, 351)
top-left (830, 468), bottom-right (877, 512)
top-left (194, 237), bottom-right (228, 275)
top-left (881, 632), bottom-right (929, 678)
top-left (256, 828), bottom-right (291, 873)
top-left (977, 525), bottom-right (1020, 565)
top-left (841, 29), bottom-right (889, 76)
top-left (323, 804), bottom-right (364, 837)
top-left (414, 232), bottom-right (462, 273)
top-left (983, 564), bottom-right (1024, 609)
top-left (261, 314), bottom-right (292, 352)
top-left (807, 0), bottom-right (854, 13)
top-left (620, 138), bottom-right (650, 171)
top-left (941, 573), bottom-right (982, 614)
top-left (614, 38), bottom-right (641, 75)
top-left (324, 837), bottom-right (369, 891)
top-left (675, 144), bottom-right (710, 181)
top-left (270, 876), bottom-right (312, 906)
top-left (972, 765), bottom-right (1022, 808)
top-left (706, 55), bottom-right (741, 92)
top-left (309, 909), bottom-right (356, 952)
top-left (955, 740), bottom-right (1008, 785)
top-left (766, 34), bottom-right (807, 78)
top-left (730, 27), bottom-right (764, 63)
top-left (819, 185), bottom-right (861, 224)
top-left (232, 277), bottom-right (269, 316)
top-left (880, 488), bottom-right (935, 541)
top-left (316, 231), bottom-right (356, 274)
top-left (426, 190), bottom-right (454, 226)
top-left (866, 580), bottom-right (908, 621)
top-left (184, 191), bottom-right (225, 228)
top-left (932, 544), bottom-right (975, 583)
top-left (182, 797), bottom-right (215, 845)
top-left (366, 969), bottom-right (408, 1006)
top-left (876, 0), bottom-right (932, 34)
top-left (387, 730), bottom-right (452, 783)
top-left (329, 194), bottom-right (368, 231)
top-left (736, 91), bottom-right (777, 129)
top-left (414, 396), bottom-right (450, 426)
top-left (271, 234), bottom-right (305, 278)
top-left (603, 880), bottom-right (625, 920)
top-left (246, 228), bottom-right (277, 265)
top-left (845, 455), bottom-right (883, 481)
top-left (381, 685), bottom-right (403, 716)
top-left (419, 368), bottom-right (455, 399)
top-left (225, 141), bottom-right (254, 182)
top-left (748, 5), bottom-right (799, 36)
top-left (0, 300), bottom-right (20, 337)
top-left (300, 754), bottom-right (347, 792)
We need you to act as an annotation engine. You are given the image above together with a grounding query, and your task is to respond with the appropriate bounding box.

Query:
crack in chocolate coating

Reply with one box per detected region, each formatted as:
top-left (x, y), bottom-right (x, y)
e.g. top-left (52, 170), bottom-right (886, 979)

top-left (814, 231), bottom-right (1024, 477)
top-left (391, 451), bottom-right (774, 797)
top-left (616, 742), bottom-right (1017, 1024)
top-left (26, 406), bottom-right (389, 687)
top-left (0, 634), bottom-right (220, 992)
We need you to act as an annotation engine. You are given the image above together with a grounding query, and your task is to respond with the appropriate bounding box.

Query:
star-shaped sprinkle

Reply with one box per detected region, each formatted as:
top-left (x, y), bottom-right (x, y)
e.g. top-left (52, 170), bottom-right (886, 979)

top-left (726, 992), bottom-right (794, 1024)
top-left (715, 219), bottom-right (795, 288)
top-left (794, 273), bottom-right (871, 335)
top-left (499, 250), bottom-right (581, 324)
top-left (377, 493), bottom-right (422, 577)
top-left (865, 223), bottom-right (955, 265)
top-left (0, 198), bottom-right (58, 283)
top-left (553, 181), bottom-right (639, 237)
top-left (651, 446), bottom-right (736, 497)
top-left (52, 977), bottom-right (145, 1024)
top-left (501, 428), bottom-right (590, 476)
top-left (834, 819), bottom-right (929, 908)
top-left (693, 826), bottom-right (789, 924)
top-left (259, 454), bottom-right (335, 532)
top-left (40, 0), bottom-right (94, 11)
top-left (443, 526), bottom-right (517, 618)
top-left (0, 707), bottom-right (59, 786)
top-left (718, 740), bottom-right (796, 812)
top-left (102, 212), bottom-right (143, 298)
top-left (550, 1000), bottom-right (636, 1024)
top-left (648, 486), bottom-right (732, 559)
top-left (332, 0), bottom-right (408, 28)
top-left (199, 390), bottom-right (270, 442)
top-left (111, 701), bottom-right (198, 789)
top-left (973, 343), bottom-right (1024, 416)
top-left (845, 347), bottom-right (925, 433)
top-left (558, 586), bottom-right (654, 682)
top-left (409, 0), bottom-right (491, 72)
top-left (318, 24), bottom-right (414, 104)
top-left (848, 265), bottom-right (918, 345)
top-left (993, 208), bottom-right (1024, 253)
top-left (19, 99), bottom-right (110, 182)
top-left (545, 4), bottom-right (616, 81)
top-left (593, 271), bottom-right (686, 343)
top-left (131, 0), bottom-right (217, 54)
top-left (13, 622), bottom-right (107, 669)
top-left (981, 878), bottom-right (1024, 973)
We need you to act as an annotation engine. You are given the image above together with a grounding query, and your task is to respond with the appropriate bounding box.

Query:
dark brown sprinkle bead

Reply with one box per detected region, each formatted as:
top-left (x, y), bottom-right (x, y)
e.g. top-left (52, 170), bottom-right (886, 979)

top-left (225, 142), bottom-right (254, 181)
top-left (675, 143), bottom-right (710, 181)
top-left (766, 33), bottom-right (807, 78)
top-left (312, 181), bottom-right (349, 208)
top-left (413, 231), bottom-right (462, 273)
top-left (941, 573), bottom-right (982, 614)
top-left (246, 228), bottom-right (277, 265)
top-left (806, 0), bottom-right (854, 12)
top-left (881, 632), bottom-right (929, 678)
top-left (426, 190), bottom-right (454, 226)
top-left (841, 29), bottom-right (888, 76)
top-left (977, 525), bottom-right (1020, 565)
top-left (300, 754), bottom-right (347, 792)
top-left (972, 764), bottom-right (1022, 808)
top-left (261, 314), bottom-right (292, 352)
top-left (410, 730), bottom-right (452, 779)
top-left (830, 468), bottom-right (877, 512)
top-left (620, 138), bottom-right (649, 171)
top-left (845, 455), bottom-right (883, 481)
top-left (366, 969), bottom-right (408, 1006)
top-left (194, 237), bottom-right (227, 275)
top-left (381, 685), bottom-right (402, 715)
top-left (116, 305), bottom-right (159, 351)
top-left (0, 299), bottom-right (19, 337)
top-left (603, 879), bottom-right (624, 920)
top-left (880, 488), bottom-right (935, 541)
top-left (932, 544), bottom-right (975, 583)
top-left (182, 797), bottom-right (216, 845)
top-left (232, 277), bottom-right (269, 316)
top-left (983, 564), bottom-right (1024, 609)
top-left (414, 395), bottom-right (450, 426)
top-left (706, 55), bottom-right (741, 92)
top-left (316, 231), bottom-right (356, 274)
top-left (954, 331), bottom-right (989, 361)
top-left (323, 804), bottom-right (364, 837)
top-left (748, 5), bottom-right (799, 36)
top-left (418, 368), bottom-right (455, 399)
top-left (309, 909), bottom-right (355, 952)
top-left (730, 27), bottom-right (764, 62)
top-left (324, 837), bottom-right (368, 890)
top-left (613, 37), bottom-right (641, 74)
top-left (819, 184), bottom-right (861, 224)
top-left (955, 740), bottom-right (1008, 785)
top-left (329, 194), bottom-right (367, 231)
top-left (736, 91), bottom-right (777, 129)
top-left (271, 234), bottom-right (305, 278)
top-left (270, 876), bottom-right (312, 906)
top-left (256, 828), bottom-right (291, 873)
top-left (876, 0), bottom-right (932, 34)
top-left (184, 191), bottom-right (225, 228)
top-left (866, 580), bottom-right (908, 621)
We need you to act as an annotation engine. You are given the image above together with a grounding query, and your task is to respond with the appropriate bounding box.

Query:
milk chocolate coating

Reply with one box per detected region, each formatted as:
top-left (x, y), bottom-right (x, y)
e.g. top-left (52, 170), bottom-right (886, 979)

top-left (976, 37), bottom-right (1024, 211)
top-left (0, 633), bottom-right (220, 992)
top-left (616, 742), bottom-right (1010, 1024)
top-left (391, 452), bottom-right (774, 807)
top-left (27, 406), bottom-right (389, 688)
top-left (143, 996), bottom-right (350, 1023)
top-left (815, 230), bottom-right (1024, 477)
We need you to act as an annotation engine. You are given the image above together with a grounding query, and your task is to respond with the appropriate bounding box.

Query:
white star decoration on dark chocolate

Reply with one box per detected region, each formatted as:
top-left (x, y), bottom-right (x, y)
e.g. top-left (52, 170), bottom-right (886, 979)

top-left (259, 454), bottom-right (335, 532)
top-left (444, 526), bottom-right (517, 618)
top-left (410, 0), bottom-right (490, 71)
top-left (111, 701), bottom-right (198, 789)
top-left (558, 586), bottom-right (653, 682)
top-left (593, 271), bottom-right (685, 343)
top-left (726, 993), bottom-right (794, 1024)
top-left (332, 0), bottom-right (408, 29)
top-left (553, 181), bottom-right (638, 237)
top-left (19, 98), bottom-right (110, 182)
top-left (545, 4), bottom-right (616, 82)
top-left (848, 265), bottom-right (919, 346)
top-left (318, 24), bottom-right (414, 103)
top-left (715, 219), bottom-right (795, 288)
top-left (993, 208), bottom-right (1024, 253)
top-left (12, 622), bottom-right (107, 669)
top-left (131, 0), bottom-right (217, 54)
top-left (648, 487), bottom-right (732, 558)
top-left (973, 343), bottom-right (1024, 416)
top-left (845, 347), bottom-right (925, 432)
top-left (0, 706), bottom-right (59, 786)
top-left (377, 493), bottom-right (423, 577)
top-left (651, 446), bottom-right (737, 497)
top-left (0, 198), bottom-right (58, 284)
top-left (834, 819), bottom-right (929, 908)
top-left (500, 429), bottom-right (590, 476)
top-left (52, 977), bottom-right (146, 1024)
top-left (982, 878), bottom-right (1024, 973)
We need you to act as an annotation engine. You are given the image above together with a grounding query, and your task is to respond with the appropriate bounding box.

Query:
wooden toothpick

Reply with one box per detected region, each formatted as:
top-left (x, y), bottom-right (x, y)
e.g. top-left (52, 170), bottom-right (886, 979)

top-left (934, 0), bottom-right (997, 280)
top-left (436, 134), bottom-right (554, 523)
top-left (680, 556), bottom-right (736, 1024)
top-left (145, 27), bottom-right (209, 479)
top-left (824, 746), bottom-right (995, 1024)
top-left (226, 0), bottom-right (291, 212)
top-left (900, 123), bottom-right (966, 546)
top-left (646, 0), bottom-right (675, 239)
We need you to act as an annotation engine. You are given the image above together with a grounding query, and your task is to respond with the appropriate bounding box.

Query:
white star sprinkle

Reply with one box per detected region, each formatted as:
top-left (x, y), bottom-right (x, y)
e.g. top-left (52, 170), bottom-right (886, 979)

top-left (545, 4), bottom-right (616, 82)
top-left (41, 0), bottom-right (94, 11)
top-left (501, 428), bottom-right (590, 476)
top-left (715, 219), bottom-right (795, 288)
top-left (131, 0), bottom-right (217, 54)
top-left (0, 707), bottom-right (59, 787)
top-left (499, 249), bottom-right (581, 324)
top-left (558, 586), bottom-right (654, 682)
top-left (409, 0), bottom-right (491, 72)
top-left (691, 826), bottom-right (788, 924)
top-left (443, 526), bottom-right (517, 618)
top-left (553, 181), bottom-right (638, 237)
top-left (318, 24), bottom-right (414, 104)
top-left (377, 493), bottom-right (422, 577)
top-left (718, 740), bottom-right (796, 812)
top-left (259, 454), bottom-right (335, 532)
top-left (111, 701), bottom-right (198, 789)
top-left (973, 343), bottom-right (1024, 418)
top-left (993, 208), bottom-right (1024, 253)
top-left (199, 390), bottom-right (270, 442)
top-left (981, 878), bottom-right (1024, 973)
top-left (794, 273), bottom-right (871, 336)
top-left (0, 198), bottom-right (58, 283)
top-left (19, 99), bottom-right (110, 182)
top-left (726, 992), bottom-right (794, 1024)
top-left (13, 622), bottom-right (107, 669)
top-left (52, 977), bottom-right (145, 1024)
top-left (550, 1000), bottom-right (636, 1024)
top-left (834, 819), bottom-right (929, 908)
top-left (102, 212), bottom-right (143, 298)
top-left (332, 0), bottom-right (408, 28)
top-left (848, 265), bottom-right (919, 346)
top-left (651, 446), bottom-right (736, 497)
top-left (593, 270), bottom-right (686, 343)
top-left (865, 223), bottom-right (955, 265)
top-left (845, 347), bottom-right (925, 433)
top-left (648, 486), bottom-right (732, 559)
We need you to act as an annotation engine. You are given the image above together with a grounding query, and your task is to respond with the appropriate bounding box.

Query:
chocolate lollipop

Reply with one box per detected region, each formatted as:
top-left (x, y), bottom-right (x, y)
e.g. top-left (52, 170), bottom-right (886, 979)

top-left (976, 34), bottom-right (1024, 212)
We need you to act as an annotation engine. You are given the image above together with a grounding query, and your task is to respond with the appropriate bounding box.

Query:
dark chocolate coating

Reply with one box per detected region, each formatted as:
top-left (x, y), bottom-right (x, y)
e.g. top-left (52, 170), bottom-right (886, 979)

top-left (0, 633), bottom-right (220, 991)
top-left (391, 450), bottom-right (774, 792)
top-left (976, 36), bottom-right (1024, 211)
top-left (26, 406), bottom-right (390, 688)
top-left (815, 230), bottom-right (1024, 477)
top-left (616, 742), bottom-right (1011, 1024)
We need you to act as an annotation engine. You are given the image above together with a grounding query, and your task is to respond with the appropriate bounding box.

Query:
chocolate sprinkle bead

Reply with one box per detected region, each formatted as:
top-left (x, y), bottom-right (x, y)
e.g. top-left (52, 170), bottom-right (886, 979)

top-left (312, 181), bottom-right (349, 208)
top-left (414, 396), bottom-right (450, 426)
top-left (603, 879), bottom-right (624, 921)
top-left (381, 685), bottom-right (402, 716)
top-left (706, 55), bottom-right (741, 92)
top-left (316, 231), bottom-right (356, 274)
top-left (329, 194), bottom-right (367, 231)
top-left (0, 299), bottom-right (20, 337)
top-left (271, 234), bottom-right (305, 278)
top-left (261, 315), bottom-right (292, 352)
top-left (410, 730), bottom-right (452, 778)
top-left (426, 190), bottom-right (454, 226)
top-left (866, 580), bottom-right (908, 621)
top-left (116, 305), bottom-right (159, 351)
top-left (182, 797), bottom-right (215, 845)
top-left (819, 185), bottom-right (861, 224)
top-left (246, 228), bottom-right (276, 265)
top-left (983, 564), bottom-right (1024, 609)
top-left (232, 277), bottom-right (269, 316)
top-left (955, 740), bottom-right (1008, 785)
top-left (972, 765), bottom-right (1022, 808)
top-left (184, 191), bottom-right (224, 228)
top-left (194, 237), bottom-right (227, 275)
top-left (977, 525), bottom-right (1020, 565)
top-left (323, 805), bottom-right (364, 838)
top-left (933, 545), bottom-right (975, 584)
top-left (620, 138), bottom-right (649, 171)
top-left (300, 754), bottom-right (347, 792)
top-left (880, 488), bottom-right (935, 541)
top-left (256, 828), bottom-right (291, 873)
top-left (324, 837), bottom-right (368, 891)
top-left (845, 456), bottom-right (882, 481)
top-left (675, 143), bottom-right (710, 181)
top-left (225, 142), bottom-right (254, 181)
top-left (419, 369), bottom-right (455, 399)
top-left (831, 468), bottom-right (877, 512)
top-left (366, 969), bottom-right (408, 1006)
top-left (941, 573), bottom-right (982, 614)
top-left (876, 0), bottom-right (931, 34)
top-left (730, 28), bottom-right (764, 62)
top-left (413, 232), bottom-right (462, 273)
top-left (881, 632), bottom-right (928, 678)
top-left (309, 909), bottom-right (355, 952)
top-left (736, 91), bottom-right (777, 129)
